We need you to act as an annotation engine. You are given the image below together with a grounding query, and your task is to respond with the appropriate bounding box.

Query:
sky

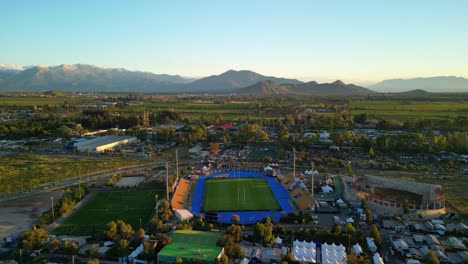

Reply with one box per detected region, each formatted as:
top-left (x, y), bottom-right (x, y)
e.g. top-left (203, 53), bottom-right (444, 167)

top-left (1, 0), bottom-right (467, 85)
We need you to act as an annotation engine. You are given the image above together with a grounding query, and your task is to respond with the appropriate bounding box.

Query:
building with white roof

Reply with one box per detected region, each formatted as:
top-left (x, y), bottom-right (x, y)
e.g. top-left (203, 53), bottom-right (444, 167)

top-left (74, 135), bottom-right (137, 153)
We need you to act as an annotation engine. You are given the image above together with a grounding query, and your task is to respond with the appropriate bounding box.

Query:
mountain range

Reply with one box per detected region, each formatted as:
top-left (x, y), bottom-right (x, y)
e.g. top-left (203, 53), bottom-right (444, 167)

top-left (369, 76), bottom-right (468, 93)
top-left (0, 63), bottom-right (466, 94)
top-left (237, 80), bottom-right (373, 95)
top-left (0, 64), bottom-right (369, 95)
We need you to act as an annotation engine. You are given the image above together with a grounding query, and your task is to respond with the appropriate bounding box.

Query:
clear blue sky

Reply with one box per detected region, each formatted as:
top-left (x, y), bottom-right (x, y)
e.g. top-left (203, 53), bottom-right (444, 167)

top-left (1, 0), bottom-right (467, 85)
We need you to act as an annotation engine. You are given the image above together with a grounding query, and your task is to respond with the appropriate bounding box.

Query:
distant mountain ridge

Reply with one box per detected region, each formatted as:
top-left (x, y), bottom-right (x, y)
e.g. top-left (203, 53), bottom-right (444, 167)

top-left (369, 76), bottom-right (468, 93)
top-left (0, 64), bottom-right (189, 92)
top-left (1, 62), bottom-right (465, 94)
top-left (238, 80), bottom-right (374, 95)
top-left (183, 70), bottom-right (303, 93)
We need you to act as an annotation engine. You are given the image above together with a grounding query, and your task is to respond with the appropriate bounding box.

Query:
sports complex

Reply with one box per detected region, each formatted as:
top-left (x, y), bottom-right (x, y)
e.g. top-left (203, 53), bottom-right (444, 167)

top-left (190, 171), bottom-right (295, 224)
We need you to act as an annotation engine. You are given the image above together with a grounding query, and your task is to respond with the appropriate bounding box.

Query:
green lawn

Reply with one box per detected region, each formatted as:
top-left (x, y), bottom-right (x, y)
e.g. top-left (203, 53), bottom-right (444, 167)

top-left (52, 191), bottom-right (161, 236)
top-left (158, 230), bottom-right (222, 264)
top-left (202, 178), bottom-right (280, 212)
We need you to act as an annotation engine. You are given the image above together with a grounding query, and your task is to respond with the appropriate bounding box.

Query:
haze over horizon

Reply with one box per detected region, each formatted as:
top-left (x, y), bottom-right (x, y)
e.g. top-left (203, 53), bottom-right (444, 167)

top-left (1, 0), bottom-right (467, 86)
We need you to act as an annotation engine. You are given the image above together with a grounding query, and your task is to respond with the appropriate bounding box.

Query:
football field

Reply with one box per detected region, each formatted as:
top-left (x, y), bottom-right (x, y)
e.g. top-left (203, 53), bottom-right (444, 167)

top-left (202, 178), bottom-right (280, 212)
top-left (52, 191), bottom-right (160, 236)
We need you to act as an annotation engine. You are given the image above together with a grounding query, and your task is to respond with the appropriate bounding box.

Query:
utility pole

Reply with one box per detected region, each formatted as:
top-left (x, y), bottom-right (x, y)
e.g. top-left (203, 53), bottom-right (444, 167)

top-left (165, 162), bottom-right (169, 201)
top-left (51, 196), bottom-right (55, 222)
top-left (311, 161), bottom-right (315, 197)
top-left (176, 148), bottom-right (179, 180)
top-left (78, 179), bottom-right (81, 200)
top-left (293, 147), bottom-right (296, 178)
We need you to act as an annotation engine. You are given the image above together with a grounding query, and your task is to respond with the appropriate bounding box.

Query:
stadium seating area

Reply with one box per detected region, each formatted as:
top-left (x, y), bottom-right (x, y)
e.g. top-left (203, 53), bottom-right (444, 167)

top-left (171, 178), bottom-right (191, 209)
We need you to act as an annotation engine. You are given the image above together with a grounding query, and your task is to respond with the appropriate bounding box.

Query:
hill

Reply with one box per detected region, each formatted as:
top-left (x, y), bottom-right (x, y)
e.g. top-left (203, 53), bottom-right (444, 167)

top-left (237, 80), bottom-right (374, 96)
top-left (182, 70), bottom-right (303, 93)
top-left (369, 76), bottom-right (468, 93)
top-left (237, 80), bottom-right (292, 95)
top-left (293, 80), bottom-right (374, 95)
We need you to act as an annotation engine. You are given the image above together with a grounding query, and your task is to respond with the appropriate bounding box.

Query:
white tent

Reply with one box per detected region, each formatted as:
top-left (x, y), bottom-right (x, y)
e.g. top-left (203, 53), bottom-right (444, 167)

top-left (353, 243), bottom-right (363, 256)
top-left (175, 209), bottom-right (193, 221)
top-left (322, 185), bottom-right (334, 193)
top-left (292, 241), bottom-right (316, 263)
top-left (274, 236), bottom-right (282, 244)
top-left (321, 243), bottom-right (346, 264)
top-left (373, 253), bottom-right (385, 264)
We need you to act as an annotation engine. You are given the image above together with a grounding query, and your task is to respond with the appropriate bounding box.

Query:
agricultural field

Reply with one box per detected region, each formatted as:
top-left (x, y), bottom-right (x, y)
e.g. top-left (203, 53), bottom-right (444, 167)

top-left (0, 154), bottom-right (147, 197)
top-left (0, 96), bottom-right (97, 106)
top-left (52, 190), bottom-right (161, 236)
top-left (202, 178), bottom-right (280, 212)
top-left (350, 100), bottom-right (468, 120)
top-left (120, 101), bottom-right (258, 120)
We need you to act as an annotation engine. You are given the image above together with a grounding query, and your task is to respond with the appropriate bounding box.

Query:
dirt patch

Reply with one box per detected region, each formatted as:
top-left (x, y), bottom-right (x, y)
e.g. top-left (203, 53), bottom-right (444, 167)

top-left (0, 190), bottom-right (64, 240)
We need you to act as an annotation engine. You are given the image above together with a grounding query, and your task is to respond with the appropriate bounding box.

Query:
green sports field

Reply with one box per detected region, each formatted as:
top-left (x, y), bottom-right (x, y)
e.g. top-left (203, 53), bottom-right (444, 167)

top-left (202, 178), bottom-right (280, 212)
top-left (52, 191), bottom-right (160, 236)
top-left (158, 230), bottom-right (222, 263)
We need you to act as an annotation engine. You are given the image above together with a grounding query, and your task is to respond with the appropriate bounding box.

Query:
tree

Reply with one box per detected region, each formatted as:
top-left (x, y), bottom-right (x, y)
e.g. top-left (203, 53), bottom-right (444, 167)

top-left (231, 214), bottom-right (240, 224)
top-left (63, 240), bottom-right (79, 254)
top-left (217, 255), bottom-right (229, 264)
top-left (370, 224), bottom-right (382, 247)
top-left (104, 220), bottom-right (134, 241)
top-left (331, 223), bottom-right (342, 235)
top-left (347, 163), bottom-right (354, 176)
top-left (112, 239), bottom-right (129, 257)
top-left (20, 228), bottom-right (49, 250)
top-left (423, 250), bottom-right (440, 264)
top-left (137, 228), bottom-right (145, 241)
top-left (89, 244), bottom-right (100, 257)
top-left (210, 143), bottom-right (220, 157)
top-left (346, 223), bottom-right (356, 234)
top-left (369, 147), bottom-right (375, 159)
top-left (142, 240), bottom-right (156, 261)
top-left (104, 221), bottom-right (118, 240)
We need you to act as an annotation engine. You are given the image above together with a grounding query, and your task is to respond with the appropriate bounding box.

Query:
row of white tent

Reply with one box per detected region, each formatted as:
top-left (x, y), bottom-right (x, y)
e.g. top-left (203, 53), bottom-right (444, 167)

top-left (322, 243), bottom-right (346, 264)
top-left (292, 240), bottom-right (317, 263)
top-left (291, 241), bottom-right (348, 264)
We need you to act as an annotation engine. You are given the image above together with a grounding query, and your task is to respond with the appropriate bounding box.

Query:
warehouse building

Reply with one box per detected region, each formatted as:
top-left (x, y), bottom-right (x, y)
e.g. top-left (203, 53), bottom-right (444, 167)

top-left (74, 135), bottom-right (138, 153)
